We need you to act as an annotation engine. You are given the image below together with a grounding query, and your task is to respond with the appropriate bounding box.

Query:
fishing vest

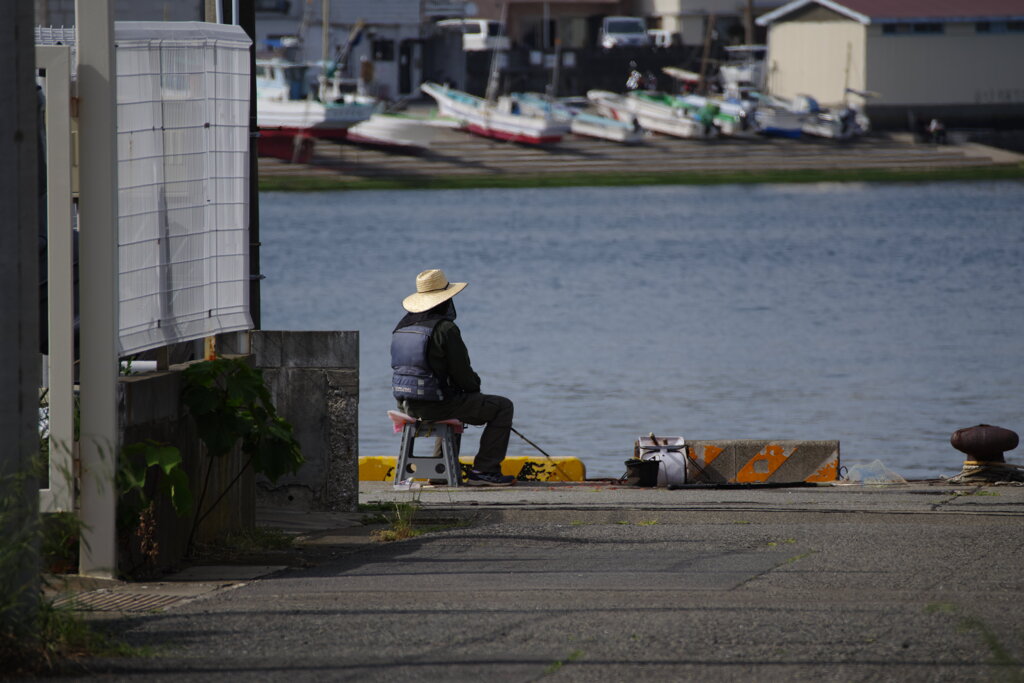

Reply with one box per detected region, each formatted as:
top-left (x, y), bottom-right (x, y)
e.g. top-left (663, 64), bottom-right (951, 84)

top-left (391, 322), bottom-right (445, 401)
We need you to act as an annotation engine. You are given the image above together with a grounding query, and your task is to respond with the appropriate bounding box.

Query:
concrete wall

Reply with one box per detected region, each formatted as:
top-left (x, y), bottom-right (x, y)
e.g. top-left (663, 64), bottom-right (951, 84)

top-left (251, 331), bottom-right (359, 513)
top-left (119, 363), bottom-right (254, 572)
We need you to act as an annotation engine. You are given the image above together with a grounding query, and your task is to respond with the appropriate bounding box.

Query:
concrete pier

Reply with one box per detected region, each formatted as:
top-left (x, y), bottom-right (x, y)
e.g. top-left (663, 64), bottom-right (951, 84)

top-left (59, 479), bottom-right (1024, 680)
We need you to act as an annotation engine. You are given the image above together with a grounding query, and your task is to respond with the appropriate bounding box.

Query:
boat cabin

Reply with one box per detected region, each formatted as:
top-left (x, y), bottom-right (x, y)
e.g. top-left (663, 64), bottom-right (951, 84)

top-left (255, 58), bottom-right (310, 101)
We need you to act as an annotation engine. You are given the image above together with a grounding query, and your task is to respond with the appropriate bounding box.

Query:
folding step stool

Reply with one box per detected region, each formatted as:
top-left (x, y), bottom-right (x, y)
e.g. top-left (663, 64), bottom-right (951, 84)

top-left (387, 410), bottom-right (464, 486)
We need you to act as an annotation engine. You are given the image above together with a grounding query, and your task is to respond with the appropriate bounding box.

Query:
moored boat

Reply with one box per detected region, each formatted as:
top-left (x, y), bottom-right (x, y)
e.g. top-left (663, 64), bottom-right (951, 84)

top-left (747, 93), bottom-right (805, 138)
top-left (674, 93), bottom-right (753, 137)
top-left (256, 57), bottom-right (380, 142)
top-left (511, 92), bottom-right (644, 144)
top-left (588, 90), bottom-right (714, 139)
top-left (421, 82), bottom-right (567, 145)
top-left (786, 94), bottom-right (870, 140)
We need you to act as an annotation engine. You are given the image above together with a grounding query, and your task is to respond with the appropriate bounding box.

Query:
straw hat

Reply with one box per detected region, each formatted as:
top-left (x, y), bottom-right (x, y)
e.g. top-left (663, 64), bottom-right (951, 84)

top-left (402, 269), bottom-right (468, 313)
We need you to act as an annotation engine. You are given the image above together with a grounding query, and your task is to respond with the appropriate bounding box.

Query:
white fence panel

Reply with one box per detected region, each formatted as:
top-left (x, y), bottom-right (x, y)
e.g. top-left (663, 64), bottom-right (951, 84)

top-left (115, 21), bottom-right (252, 355)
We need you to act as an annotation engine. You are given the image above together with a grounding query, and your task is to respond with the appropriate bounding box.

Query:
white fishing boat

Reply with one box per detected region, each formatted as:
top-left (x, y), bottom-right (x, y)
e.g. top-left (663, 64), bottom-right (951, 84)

top-left (587, 90), bottom-right (714, 139)
top-left (785, 94), bottom-right (870, 140)
top-left (571, 111), bottom-right (644, 144)
top-left (660, 67), bottom-right (754, 137)
top-left (718, 44), bottom-right (767, 91)
top-left (421, 82), bottom-right (567, 145)
top-left (511, 92), bottom-right (644, 144)
top-left (743, 93), bottom-right (805, 138)
top-left (256, 57), bottom-right (380, 141)
top-left (674, 93), bottom-right (753, 137)
top-left (345, 112), bottom-right (460, 149)
top-left (752, 107), bottom-right (804, 138)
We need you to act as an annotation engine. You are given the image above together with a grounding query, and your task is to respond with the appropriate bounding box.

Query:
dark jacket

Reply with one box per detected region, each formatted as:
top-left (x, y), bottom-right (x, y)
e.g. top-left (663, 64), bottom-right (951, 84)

top-left (394, 301), bottom-right (481, 403)
top-left (424, 319), bottom-right (481, 396)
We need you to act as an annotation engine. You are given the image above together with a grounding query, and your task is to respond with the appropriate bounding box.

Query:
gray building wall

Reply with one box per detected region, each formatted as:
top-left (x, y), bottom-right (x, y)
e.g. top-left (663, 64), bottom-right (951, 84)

top-left (36, 0), bottom-right (205, 25)
top-left (762, 2), bottom-right (1024, 127)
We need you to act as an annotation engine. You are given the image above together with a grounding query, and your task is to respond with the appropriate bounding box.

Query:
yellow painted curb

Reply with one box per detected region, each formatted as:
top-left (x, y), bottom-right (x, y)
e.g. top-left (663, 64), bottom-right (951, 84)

top-left (359, 455), bottom-right (586, 482)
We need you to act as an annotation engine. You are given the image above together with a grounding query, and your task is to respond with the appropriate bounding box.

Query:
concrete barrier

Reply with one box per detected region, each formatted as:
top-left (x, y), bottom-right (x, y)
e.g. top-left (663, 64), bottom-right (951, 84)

top-left (359, 455), bottom-right (586, 482)
top-left (686, 440), bottom-right (840, 484)
top-left (252, 331), bottom-right (359, 512)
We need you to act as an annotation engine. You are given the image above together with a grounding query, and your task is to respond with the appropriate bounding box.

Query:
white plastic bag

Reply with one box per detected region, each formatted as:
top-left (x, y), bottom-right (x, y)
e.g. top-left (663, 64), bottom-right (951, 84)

top-left (637, 436), bottom-right (687, 486)
top-left (842, 460), bottom-right (906, 485)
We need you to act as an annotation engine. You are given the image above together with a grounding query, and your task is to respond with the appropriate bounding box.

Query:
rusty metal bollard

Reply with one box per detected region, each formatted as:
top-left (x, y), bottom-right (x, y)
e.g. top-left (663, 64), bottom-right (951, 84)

top-left (948, 424), bottom-right (1023, 483)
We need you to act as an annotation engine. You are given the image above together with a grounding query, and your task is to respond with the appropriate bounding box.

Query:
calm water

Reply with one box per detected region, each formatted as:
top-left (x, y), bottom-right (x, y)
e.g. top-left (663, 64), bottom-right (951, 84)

top-left (260, 182), bottom-right (1024, 479)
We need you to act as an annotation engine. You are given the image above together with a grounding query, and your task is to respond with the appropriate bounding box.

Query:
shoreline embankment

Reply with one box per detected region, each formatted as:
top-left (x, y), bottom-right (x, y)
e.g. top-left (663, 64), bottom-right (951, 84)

top-left (258, 126), bottom-right (1024, 192)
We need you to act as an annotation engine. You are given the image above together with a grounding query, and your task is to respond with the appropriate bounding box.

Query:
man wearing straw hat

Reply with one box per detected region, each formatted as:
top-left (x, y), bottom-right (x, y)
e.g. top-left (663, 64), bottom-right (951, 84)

top-left (391, 269), bottom-right (516, 486)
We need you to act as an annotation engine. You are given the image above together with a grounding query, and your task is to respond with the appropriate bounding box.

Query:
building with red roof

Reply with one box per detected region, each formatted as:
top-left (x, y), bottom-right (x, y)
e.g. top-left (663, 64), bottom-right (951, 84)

top-left (757, 0), bottom-right (1024, 127)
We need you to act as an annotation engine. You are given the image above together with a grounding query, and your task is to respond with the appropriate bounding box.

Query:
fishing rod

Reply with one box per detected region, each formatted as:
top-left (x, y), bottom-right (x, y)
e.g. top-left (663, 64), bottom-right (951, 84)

top-left (510, 426), bottom-right (572, 481)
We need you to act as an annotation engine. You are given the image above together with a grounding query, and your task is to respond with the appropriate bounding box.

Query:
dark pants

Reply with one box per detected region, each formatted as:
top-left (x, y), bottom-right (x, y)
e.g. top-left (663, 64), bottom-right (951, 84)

top-left (403, 392), bottom-right (514, 474)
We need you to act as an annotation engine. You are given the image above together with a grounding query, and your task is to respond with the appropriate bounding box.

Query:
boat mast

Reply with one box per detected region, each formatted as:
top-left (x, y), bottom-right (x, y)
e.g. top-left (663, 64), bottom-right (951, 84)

top-left (548, 38), bottom-right (561, 99)
top-left (318, 0), bottom-right (329, 100)
top-left (484, 2), bottom-right (508, 103)
top-left (698, 13), bottom-right (715, 95)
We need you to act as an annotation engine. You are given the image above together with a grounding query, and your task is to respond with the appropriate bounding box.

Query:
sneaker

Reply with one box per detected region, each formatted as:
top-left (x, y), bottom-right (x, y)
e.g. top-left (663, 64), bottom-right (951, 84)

top-left (466, 470), bottom-right (516, 487)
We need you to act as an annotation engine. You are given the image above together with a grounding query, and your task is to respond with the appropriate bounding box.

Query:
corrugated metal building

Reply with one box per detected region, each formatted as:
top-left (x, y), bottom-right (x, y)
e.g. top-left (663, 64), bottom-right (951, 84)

top-left (757, 0), bottom-right (1024, 128)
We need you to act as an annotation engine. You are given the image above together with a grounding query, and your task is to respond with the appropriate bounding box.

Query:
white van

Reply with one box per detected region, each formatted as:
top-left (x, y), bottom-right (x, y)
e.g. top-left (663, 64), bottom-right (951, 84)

top-left (435, 18), bottom-right (510, 52)
top-left (599, 16), bottom-right (651, 49)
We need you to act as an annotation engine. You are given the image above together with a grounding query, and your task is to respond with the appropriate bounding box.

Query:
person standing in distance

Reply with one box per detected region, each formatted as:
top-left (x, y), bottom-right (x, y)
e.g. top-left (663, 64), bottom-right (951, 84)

top-left (391, 269), bottom-right (516, 486)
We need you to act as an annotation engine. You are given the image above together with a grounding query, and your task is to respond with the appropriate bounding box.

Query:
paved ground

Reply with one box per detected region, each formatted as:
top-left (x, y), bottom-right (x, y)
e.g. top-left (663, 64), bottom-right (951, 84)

top-left (48, 480), bottom-right (1024, 682)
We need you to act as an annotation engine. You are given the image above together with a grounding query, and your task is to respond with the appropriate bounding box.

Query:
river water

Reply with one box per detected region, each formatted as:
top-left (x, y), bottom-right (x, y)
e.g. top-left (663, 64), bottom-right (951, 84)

top-left (260, 181), bottom-right (1024, 479)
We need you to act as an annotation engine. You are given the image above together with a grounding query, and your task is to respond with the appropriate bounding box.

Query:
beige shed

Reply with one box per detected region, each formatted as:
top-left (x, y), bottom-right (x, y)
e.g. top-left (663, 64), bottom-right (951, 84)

top-left (756, 0), bottom-right (1024, 128)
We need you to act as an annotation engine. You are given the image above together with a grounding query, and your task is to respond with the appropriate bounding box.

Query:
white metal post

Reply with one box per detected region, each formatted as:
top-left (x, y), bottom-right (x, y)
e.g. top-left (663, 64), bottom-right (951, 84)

top-left (76, 0), bottom-right (119, 578)
top-left (37, 46), bottom-right (75, 514)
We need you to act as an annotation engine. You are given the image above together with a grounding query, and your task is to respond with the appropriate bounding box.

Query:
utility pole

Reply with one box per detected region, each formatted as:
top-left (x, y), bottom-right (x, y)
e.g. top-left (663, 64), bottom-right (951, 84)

top-left (745, 0), bottom-right (755, 45)
top-left (0, 0), bottom-right (41, 628)
top-left (698, 14), bottom-right (715, 95)
top-left (76, 0), bottom-right (119, 578)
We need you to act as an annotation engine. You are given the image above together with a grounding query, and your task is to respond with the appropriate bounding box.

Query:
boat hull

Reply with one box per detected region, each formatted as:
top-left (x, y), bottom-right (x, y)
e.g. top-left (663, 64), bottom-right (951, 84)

top-left (570, 115), bottom-right (643, 144)
top-left (257, 129), bottom-right (316, 162)
top-left (753, 108), bottom-right (804, 138)
top-left (257, 98), bottom-right (378, 139)
top-left (345, 113), bottom-right (456, 149)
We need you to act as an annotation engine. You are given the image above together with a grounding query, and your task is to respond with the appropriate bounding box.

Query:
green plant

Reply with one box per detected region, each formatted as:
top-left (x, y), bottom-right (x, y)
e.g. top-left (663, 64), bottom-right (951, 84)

top-left (545, 649), bottom-right (584, 674)
top-left (119, 441), bottom-right (192, 519)
top-left (181, 357), bottom-right (303, 552)
top-left (2, 464), bottom-right (141, 674)
top-left (372, 502), bottom-right (421, 542)
top-left (1, 468), bottom-right (41, 667)
top-left (116, 440), bottom-right (192, 575)
top-left (40, 512), bottom-right (83, 575)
